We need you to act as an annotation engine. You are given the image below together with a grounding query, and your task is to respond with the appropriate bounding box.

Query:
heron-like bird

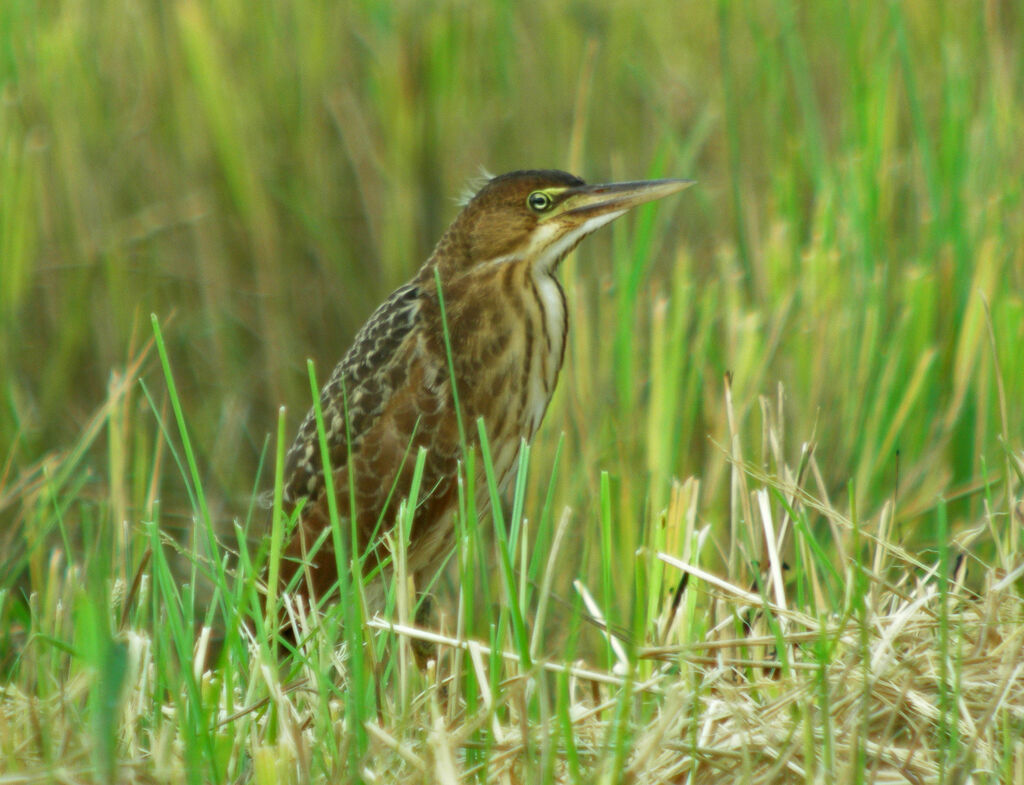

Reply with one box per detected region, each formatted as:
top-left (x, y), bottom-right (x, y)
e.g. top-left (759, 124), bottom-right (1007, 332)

top-left (277, 169), bottom-right (692, 616)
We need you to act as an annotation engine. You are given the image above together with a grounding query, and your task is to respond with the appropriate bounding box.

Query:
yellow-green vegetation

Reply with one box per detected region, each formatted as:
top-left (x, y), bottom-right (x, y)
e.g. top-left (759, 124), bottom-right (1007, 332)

top-left (2, 1), bottom-right (1023, 783)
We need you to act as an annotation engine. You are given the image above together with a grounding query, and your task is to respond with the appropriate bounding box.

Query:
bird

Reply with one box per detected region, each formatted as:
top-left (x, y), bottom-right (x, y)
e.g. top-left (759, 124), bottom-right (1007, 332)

top-left (276, 169), bottom-right (692, 621)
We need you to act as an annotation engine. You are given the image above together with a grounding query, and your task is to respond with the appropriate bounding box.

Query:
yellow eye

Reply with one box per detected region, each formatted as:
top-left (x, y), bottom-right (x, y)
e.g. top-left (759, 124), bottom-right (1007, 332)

top-left (527, 191), bottom-right (553, 212)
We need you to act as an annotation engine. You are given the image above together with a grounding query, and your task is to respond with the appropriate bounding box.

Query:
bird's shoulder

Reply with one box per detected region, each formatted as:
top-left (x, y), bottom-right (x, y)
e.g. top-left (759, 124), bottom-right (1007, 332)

top-left (334, 281), bottom-right (423, 390)
top-left (282, 281), bottom-right (426, 504)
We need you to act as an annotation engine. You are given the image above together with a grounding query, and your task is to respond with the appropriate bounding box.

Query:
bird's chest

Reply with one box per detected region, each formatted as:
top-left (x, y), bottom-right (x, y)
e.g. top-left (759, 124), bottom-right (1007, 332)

top-left (523, 273), bottom-right (567, 433)
top-left (451, 267), bottom-right (567, 482)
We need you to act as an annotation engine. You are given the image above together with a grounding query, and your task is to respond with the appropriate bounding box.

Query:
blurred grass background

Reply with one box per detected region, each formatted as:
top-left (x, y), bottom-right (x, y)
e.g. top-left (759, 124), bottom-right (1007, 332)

top-left (2, 0), bottom-right (1022, 583)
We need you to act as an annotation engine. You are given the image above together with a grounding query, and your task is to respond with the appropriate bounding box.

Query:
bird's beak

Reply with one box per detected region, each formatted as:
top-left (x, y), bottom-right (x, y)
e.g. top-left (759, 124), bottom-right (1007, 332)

top-left (560, 178), bottom-right (694, 218)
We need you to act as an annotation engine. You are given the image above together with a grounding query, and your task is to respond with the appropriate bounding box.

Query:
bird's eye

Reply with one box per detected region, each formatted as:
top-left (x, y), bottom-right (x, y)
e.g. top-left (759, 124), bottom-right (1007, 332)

top-left (527, 191), bottom-right (553, 212)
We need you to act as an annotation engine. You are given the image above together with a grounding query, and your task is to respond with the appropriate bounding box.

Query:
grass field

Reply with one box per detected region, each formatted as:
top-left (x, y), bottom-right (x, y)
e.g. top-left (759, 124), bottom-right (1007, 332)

top-left (2, 1), bottom-right (1023, 782)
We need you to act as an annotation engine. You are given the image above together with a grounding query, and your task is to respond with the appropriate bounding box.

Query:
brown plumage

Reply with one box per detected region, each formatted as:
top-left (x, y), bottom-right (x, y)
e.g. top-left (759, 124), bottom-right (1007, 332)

top-left (277, 169), bottom-right (692, 614)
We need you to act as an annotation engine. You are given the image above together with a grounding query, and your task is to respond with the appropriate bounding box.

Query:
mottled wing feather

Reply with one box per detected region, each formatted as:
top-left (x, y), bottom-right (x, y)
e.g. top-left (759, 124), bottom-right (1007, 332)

top-left (282, 282), bottom-right (421, 507)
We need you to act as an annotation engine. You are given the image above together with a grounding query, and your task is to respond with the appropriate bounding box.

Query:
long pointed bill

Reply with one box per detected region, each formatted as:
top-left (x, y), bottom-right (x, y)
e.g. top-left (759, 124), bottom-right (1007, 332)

top-left (560, 178), bottom-right (694, 219)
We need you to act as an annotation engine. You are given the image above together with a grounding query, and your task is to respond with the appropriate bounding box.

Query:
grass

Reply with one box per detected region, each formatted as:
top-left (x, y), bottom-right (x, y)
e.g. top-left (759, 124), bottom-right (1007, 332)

top-left (2, 0), bottom-right (1024, 782)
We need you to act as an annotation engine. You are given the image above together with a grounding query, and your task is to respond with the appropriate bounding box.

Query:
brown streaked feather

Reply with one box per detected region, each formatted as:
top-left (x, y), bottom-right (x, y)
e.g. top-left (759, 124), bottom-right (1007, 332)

top-left (278, 256), bottom-right (566, 607)
top-left (282, 282), bottom-right (421, 507)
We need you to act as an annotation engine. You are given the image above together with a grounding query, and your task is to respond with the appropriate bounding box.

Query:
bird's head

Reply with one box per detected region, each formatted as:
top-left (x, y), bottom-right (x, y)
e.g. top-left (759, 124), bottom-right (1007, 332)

top-left (428, 169), bottom-right (693, 278)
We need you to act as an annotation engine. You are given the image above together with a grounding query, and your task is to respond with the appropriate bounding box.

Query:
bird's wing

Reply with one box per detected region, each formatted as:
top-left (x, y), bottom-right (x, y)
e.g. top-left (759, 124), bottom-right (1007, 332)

top-left (282, 282), bottom-right (422, 506)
